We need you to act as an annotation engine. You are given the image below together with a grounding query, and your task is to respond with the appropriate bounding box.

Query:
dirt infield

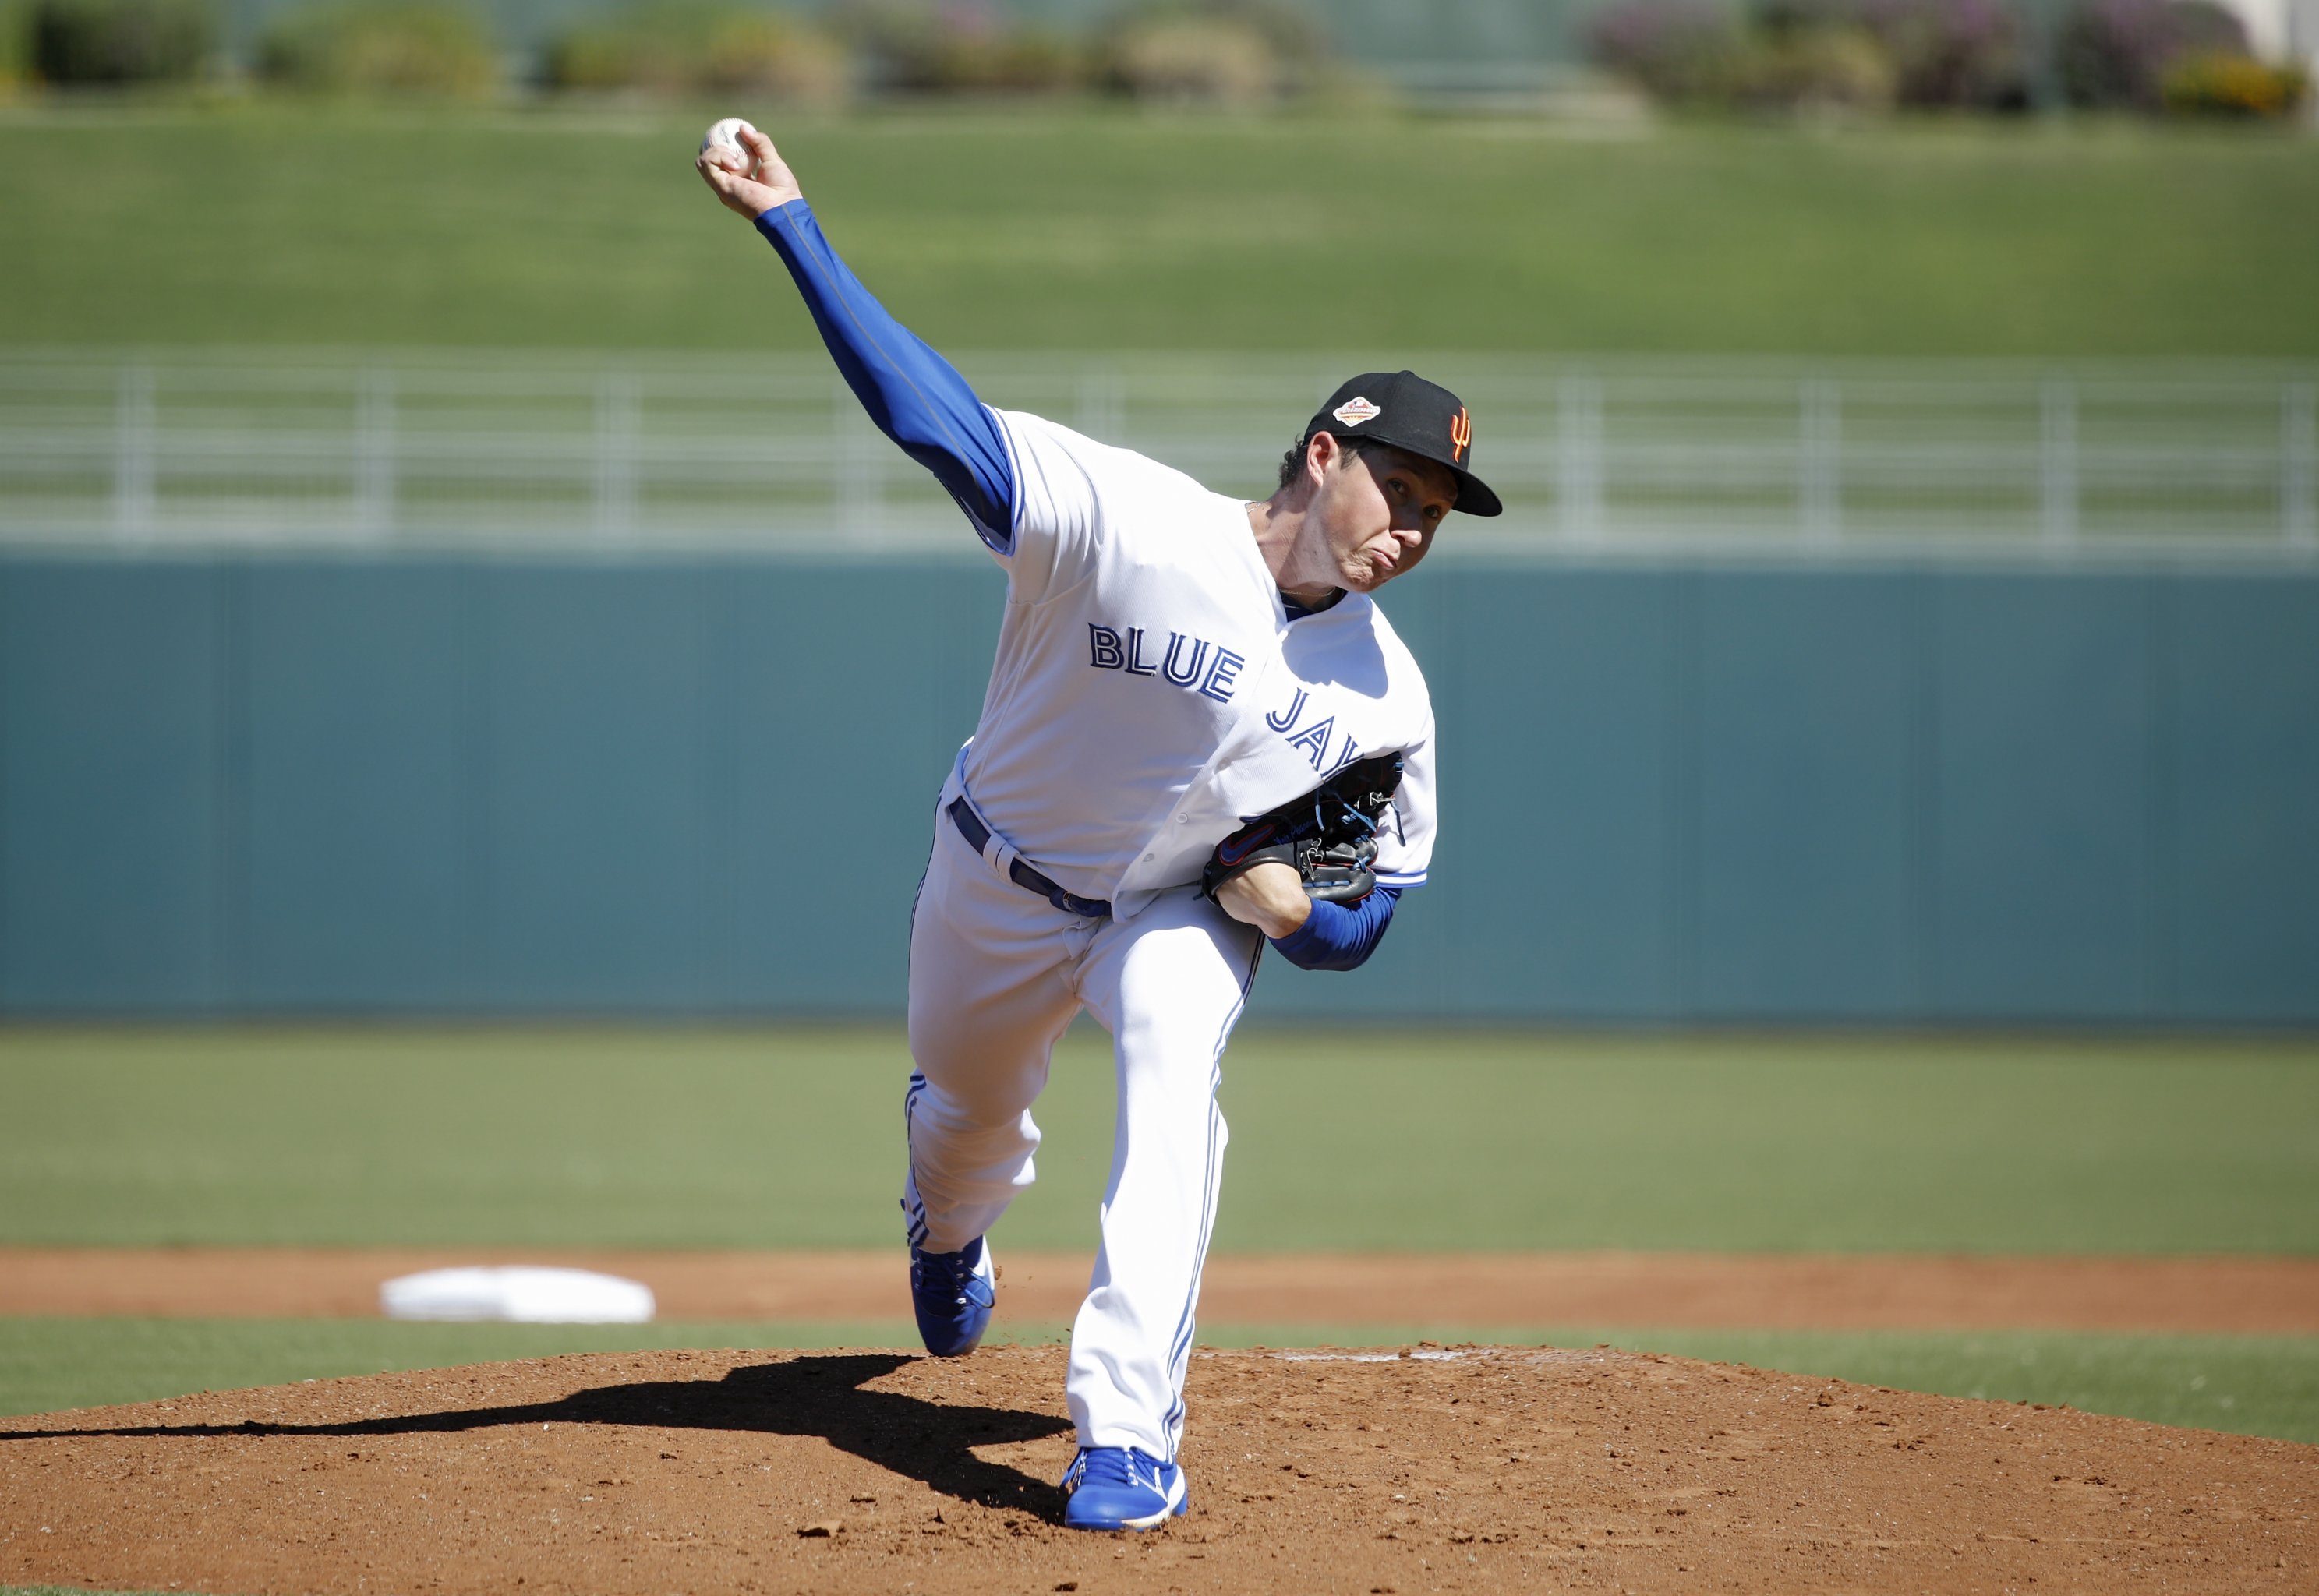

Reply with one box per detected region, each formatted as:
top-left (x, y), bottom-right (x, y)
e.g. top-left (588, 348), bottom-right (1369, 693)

top-left (2, 1345), bottom-right (2312, 1595)
top-left (9, 1248), bottom-right (2319, 1332)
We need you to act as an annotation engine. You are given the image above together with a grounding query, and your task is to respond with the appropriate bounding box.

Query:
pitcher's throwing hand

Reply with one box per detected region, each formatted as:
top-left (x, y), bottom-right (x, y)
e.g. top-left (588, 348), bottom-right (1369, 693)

top-left (697, 122), bottom-right (801, 217)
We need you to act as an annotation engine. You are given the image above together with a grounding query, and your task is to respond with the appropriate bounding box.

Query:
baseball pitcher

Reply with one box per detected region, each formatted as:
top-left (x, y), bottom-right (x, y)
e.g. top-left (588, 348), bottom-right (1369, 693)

top-left (698, 122), bottom-right (1501, 1532)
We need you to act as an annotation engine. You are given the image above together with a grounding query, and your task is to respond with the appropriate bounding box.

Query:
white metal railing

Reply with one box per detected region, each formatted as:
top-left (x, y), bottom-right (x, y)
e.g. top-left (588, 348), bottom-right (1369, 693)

top-left (3, 348), bottom-right (2314, 559)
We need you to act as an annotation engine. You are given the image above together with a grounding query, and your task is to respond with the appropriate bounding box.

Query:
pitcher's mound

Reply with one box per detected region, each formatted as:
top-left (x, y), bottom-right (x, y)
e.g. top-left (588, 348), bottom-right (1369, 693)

top-left (3, 1344), bottom-right (2310, 1594)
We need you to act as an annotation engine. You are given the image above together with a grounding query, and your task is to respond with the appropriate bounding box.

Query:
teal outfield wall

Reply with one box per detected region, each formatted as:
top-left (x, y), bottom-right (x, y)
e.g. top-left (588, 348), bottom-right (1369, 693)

top-left (216, 0), bottom-right (1608, 71)
top-left (2, 555), bottom-right (2314, 1026)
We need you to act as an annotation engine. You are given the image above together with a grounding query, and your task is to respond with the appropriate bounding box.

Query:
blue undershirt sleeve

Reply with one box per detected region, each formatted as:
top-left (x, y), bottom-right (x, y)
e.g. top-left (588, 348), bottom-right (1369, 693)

top-left (1267, 885), bottom-right (1403, 973)
top-left (753, 200), bottom-right (1016, 552)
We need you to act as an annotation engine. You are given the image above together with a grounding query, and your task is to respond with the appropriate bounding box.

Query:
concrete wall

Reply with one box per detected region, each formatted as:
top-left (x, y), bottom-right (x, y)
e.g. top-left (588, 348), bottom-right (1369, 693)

top-left (3, 554), bottom-right (2314, 1026)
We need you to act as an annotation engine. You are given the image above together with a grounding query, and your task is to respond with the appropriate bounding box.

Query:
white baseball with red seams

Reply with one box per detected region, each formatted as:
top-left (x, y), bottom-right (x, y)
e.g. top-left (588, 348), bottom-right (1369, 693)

top-left (901, 408), bottom-right (1435, 1460)
top-left (699, 118), bottom-right (760, 175)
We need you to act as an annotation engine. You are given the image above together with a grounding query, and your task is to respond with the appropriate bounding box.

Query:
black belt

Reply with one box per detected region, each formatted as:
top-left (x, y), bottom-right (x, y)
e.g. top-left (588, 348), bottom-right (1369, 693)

top-left (948, 796), bottom-right (1112, 920)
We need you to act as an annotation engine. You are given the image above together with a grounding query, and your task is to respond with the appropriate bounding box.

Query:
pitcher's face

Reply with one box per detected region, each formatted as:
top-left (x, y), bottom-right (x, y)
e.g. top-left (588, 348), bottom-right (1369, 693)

top-left (1310, 441), bottom-right (1456, 592)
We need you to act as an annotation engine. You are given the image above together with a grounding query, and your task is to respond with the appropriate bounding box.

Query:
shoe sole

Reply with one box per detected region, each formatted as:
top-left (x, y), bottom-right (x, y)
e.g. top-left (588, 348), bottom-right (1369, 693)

top-left (915, 1305), bottom-right (992, 1358)
top-left (914, 1245), bottom-right (995, 1358)
top-left (1063, 1478), bottom-right (1189, 1532)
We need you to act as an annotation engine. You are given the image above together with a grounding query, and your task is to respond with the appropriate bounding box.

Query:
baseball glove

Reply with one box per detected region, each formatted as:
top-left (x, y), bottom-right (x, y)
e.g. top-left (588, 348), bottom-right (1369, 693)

top-left (1200, 753), bottom-right (1405, 906)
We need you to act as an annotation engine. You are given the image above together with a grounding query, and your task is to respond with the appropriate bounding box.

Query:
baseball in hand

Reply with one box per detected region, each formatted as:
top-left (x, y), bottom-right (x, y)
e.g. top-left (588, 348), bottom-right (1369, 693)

top-left (700, 118), bottom-right (760, 178)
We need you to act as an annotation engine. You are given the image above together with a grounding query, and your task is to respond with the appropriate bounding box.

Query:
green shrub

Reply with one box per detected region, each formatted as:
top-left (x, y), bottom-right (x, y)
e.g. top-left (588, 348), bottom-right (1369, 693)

top-left (1732, 23), bottom-right (1896, 108)
top-left (1091, 0), bottom-right (1330, 101)
top-left (1588, 0), bottom-right (1751, 104)
top-left (1105, 16), bottom-right (1272, 101)
top-left (29, 0), bottom-right (214, 83)
top-left (256, 0), bottom-right (497, 96)
top-left (2057, 0), bottom-right (2249, 109)
top-left (702, 9), bottom-right (847, 96)
top-left (546, 1), bottom-right (847, 101)
top-left (1129, 0), bottom-right (1328, 69)
top-left (822, 1), bottom-right (1077, 94)
top-left (541, 11), bottom-right (681, 91)
top-left (2160, 49), bottom-right (2310, 115)
top-left (1854, 0), bottom-right (2026, 108)
top-left (903, 25), bottom-right (1083, 93)
top-left (1590, 0), bottom-right (1897, 112)
top-left (0, 0), bottom-right (30, 92)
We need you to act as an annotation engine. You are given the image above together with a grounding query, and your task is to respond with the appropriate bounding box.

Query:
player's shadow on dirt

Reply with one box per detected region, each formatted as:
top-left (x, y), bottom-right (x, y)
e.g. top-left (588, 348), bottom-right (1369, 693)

top-left (1, 1353), bottom-right (1072, 1517)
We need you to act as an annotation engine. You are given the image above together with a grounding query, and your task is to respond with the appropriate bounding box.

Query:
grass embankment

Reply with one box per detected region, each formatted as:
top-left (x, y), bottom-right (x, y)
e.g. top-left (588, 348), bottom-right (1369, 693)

top-left (5, 1026), bottom-right (2314, 1254)
top-left (2, 1026), bottom-right (2316, 1439)
top-left (4, 107), bottom-right (2316, 355)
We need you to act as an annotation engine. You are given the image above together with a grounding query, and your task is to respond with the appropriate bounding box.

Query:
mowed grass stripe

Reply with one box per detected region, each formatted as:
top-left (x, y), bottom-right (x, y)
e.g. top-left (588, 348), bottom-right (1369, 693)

top-left (9, 1248), bottom-right (2319, 1335)
top-left (5, 108), bottom-right (2316, 354)
top-left (3, 1026), bottom-right (2314, 1255)
top-left (2, 1318), bottom-right (2311, 1445)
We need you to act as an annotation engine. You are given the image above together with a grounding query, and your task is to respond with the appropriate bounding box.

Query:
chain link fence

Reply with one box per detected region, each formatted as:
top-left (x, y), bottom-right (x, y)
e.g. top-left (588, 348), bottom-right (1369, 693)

top-left (4, 349), bottom-right (2314, 559)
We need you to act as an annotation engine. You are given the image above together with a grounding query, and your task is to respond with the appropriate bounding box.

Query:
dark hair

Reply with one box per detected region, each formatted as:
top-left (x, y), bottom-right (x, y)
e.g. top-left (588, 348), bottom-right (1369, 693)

top-left (1274, 430), bottom-right (1380, 493)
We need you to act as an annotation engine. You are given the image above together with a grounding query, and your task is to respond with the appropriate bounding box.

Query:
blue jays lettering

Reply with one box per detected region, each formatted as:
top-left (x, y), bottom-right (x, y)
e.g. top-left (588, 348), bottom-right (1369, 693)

top-left (1265, 688), bottom-right (1368, 775)
top-left (1087, 623), bottom-right (1247, 704)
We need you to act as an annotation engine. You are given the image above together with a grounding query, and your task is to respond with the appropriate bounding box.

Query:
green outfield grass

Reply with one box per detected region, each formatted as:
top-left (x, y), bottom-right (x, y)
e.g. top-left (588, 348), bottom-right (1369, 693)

top-left (5, 106), bottom-right (2316, 354)
top-left (3, 1319), bottom-right (2311, 1445)
top-left (7, 1027), bottom-right (2312, 1442)
top-left (5, 1026), bottom-right (2315, 1254)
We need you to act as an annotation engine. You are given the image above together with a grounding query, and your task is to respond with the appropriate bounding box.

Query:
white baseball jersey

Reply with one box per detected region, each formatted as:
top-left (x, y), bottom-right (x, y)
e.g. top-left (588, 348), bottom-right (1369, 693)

top-left (957, 408), bottom-right (1437, 920)
top-left (754, 195), bottom-right (1460, 1474)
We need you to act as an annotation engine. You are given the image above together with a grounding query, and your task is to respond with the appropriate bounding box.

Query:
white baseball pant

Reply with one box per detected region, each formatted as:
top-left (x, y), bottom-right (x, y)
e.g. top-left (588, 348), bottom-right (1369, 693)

top-left (901, 781), bottom-right (1262, 1463)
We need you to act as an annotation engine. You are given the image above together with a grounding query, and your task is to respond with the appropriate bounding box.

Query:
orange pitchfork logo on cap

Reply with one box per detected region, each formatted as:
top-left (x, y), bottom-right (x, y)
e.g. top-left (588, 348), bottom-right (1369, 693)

top-left (1448, 406), bottom-right (1471, 463)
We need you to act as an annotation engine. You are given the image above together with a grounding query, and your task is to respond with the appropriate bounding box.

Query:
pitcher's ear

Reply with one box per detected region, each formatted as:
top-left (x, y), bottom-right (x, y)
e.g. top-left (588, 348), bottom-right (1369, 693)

top-left (1305, 429), bottom-right (1339, 482)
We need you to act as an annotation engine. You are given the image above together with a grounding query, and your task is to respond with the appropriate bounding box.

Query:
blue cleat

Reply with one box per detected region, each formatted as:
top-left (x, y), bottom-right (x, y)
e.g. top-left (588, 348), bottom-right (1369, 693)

top-left (909, 1235), bottom-right (995, 1358)
top-left (1059, 1446), bottom-right (1190, 1531)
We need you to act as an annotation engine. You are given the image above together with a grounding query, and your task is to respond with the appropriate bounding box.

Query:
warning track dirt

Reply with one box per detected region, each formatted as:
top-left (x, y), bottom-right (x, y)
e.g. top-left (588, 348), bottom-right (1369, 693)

top-left (7, 1248), bottom-right (2317, 1332)
top-left (3, 1344), bottom-right (2311, 1594)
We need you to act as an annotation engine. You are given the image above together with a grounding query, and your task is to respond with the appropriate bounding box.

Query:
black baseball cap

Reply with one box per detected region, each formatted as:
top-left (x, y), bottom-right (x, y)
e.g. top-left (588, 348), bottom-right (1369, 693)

top-left (1302, 370), bottom-right (1503, 518)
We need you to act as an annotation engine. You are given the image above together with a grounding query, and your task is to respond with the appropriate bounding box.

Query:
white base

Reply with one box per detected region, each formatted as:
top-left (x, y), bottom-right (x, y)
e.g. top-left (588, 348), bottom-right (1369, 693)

top-left (380, 1266), bottom-right (656, 1324)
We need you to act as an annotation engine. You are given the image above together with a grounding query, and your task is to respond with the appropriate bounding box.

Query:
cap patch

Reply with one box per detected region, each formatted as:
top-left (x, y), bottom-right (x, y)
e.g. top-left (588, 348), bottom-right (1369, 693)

top-left (1448, 405), bottom-right (1472, 464)
top-left (1332, 397), bottom-right (1381, 427)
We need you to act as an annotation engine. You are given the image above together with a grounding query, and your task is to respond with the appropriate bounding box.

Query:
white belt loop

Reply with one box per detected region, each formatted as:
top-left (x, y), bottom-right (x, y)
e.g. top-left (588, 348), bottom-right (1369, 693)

top-left (981, 821), bottom-right (1023, 881)
top-left (950, 747), bottom-right (1024, 885)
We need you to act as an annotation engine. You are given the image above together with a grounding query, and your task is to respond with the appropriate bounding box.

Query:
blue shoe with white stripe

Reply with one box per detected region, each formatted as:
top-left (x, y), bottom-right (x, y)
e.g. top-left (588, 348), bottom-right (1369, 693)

top-left (1060, 1446), bottom-right (1190, 1531)
top-left (909, 1235), bottom-right (994, 1358)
